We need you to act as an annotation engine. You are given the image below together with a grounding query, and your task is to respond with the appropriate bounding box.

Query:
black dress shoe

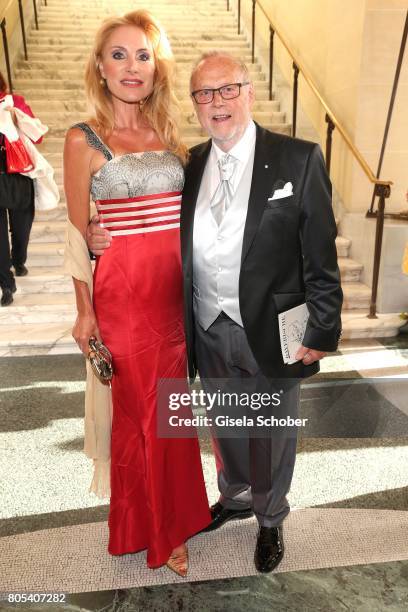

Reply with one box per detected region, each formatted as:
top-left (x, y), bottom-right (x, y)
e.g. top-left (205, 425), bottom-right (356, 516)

top-left (201, 502), bottom-right (254, 533)
top-left (254, 526), bottom-right (284, 573)
top-left (14, 264), bottom-right (28, 276)
top-left (1, 287), bottom-right (15, 307)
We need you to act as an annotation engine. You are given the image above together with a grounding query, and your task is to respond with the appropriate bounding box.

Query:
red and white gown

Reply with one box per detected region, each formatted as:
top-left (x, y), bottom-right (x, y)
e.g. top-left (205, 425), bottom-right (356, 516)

top-left (76, 124), bottom-right (210, 568)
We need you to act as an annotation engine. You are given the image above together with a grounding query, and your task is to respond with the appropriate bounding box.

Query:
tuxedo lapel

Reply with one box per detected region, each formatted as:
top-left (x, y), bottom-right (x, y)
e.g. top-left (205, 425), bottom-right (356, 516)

top-left (241, 124), bottom-right (285, 264)
top-left (180, 140), bottom-right (212, 271)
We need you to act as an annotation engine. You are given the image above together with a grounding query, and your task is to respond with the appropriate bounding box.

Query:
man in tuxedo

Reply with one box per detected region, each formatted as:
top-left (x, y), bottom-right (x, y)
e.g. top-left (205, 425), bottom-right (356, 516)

top-left (182, 51), bottom-right (342, 571)
top-left (87, 51), bottom-right (342, 573)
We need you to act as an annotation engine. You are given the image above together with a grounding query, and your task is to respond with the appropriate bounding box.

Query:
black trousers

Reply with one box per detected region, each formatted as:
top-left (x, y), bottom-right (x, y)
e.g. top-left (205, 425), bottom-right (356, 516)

top-left (0, 201), bottom-right (35, 290)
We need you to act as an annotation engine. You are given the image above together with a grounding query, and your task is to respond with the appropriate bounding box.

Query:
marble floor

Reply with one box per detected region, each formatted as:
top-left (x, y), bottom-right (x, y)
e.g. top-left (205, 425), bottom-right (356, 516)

top-left (0, 335), bottom-right (407, 611)
top-left (0, 561), bottom-right (406, 612)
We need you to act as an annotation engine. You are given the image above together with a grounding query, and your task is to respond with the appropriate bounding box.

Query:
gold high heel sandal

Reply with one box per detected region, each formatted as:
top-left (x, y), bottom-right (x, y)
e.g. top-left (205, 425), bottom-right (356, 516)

top-left (166, 545), bottom-right (188, 577)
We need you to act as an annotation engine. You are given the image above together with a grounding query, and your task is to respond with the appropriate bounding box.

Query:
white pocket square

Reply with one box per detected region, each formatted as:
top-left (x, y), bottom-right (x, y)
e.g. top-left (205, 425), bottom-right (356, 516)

top-left (268, 181), bottom-right (293, 201)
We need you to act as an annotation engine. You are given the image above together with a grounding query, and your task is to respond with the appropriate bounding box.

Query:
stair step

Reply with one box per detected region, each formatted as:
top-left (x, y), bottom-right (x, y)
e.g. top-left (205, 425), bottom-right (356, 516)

top-left (28, 223), bottom-right (356, 260)
top-left (25, 242), bottom-right (369, 304)
top-left (15, 64), bottom-right (262, 79)
top-left (38, 115), bottom-right (286, 140)
top-left (338, 257), bottom-right (363, 282)
top-left (22, 89), bottom-right (275, 102)
top-left (340, 312), bottom-right (405, 339)
top-left (24, 37), bottom-right (242, 52)
top-left (23, 47), bottom-right (250, 59)
top-left (26, 242), bottom-right (66, 267)
top-left (39, 6), bottom-right (228, 16)
top-left (37, 117), bottom-right (286, 139)
top-left (41, 112), bottom-right (285, 134)
top-left (18, 54), bottom-right (257, 68)
top-left (14, 78), bottom-right (267, 91)
top-left (0, 302), bottom-right (75, 326)
top-left (35, 12), bottom-right (235, 19)
top-left (336, 235), bottom-right (351, 257)
top-left (1, 310), bottom-right (403, 354)
top-left (28, 100), bottom-right (281, 114)
top-left (37, 136), bottom-right (208, 153)
top-left (342, 282), bottom-right (371, 310)
top-left (35, 207), bottom-right (68, 222)
top-left (30, 222), bottom-right (67, 243)
top-left (0, 322), bottom-right (77, 354)
top-left (36, 125), bottom-right (293, 154)
top-left (0, 293), bottom-right (75, 328)
top-left (30, 30), bottom-right (248, 43)
top-left (10, 273), bottom-right (72, 295)
top-left (31, 16), bottom-right (238, 25)
top-left (27, 29), bottom-right (240, 44)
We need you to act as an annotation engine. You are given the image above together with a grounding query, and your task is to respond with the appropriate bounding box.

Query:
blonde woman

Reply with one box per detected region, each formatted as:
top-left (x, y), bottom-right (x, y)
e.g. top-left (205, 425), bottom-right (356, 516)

top-left (64, 10), bottom-right (210, 576)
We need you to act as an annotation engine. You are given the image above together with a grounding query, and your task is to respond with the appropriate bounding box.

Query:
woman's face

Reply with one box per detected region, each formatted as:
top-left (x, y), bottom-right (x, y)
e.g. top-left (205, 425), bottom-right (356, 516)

top-left (99, 25), bottom-right (155, 104)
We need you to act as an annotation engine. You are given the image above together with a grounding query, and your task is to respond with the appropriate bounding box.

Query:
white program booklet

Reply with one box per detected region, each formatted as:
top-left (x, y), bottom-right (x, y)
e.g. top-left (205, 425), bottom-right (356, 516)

top-left (278, 303), bottom-right (309, 364)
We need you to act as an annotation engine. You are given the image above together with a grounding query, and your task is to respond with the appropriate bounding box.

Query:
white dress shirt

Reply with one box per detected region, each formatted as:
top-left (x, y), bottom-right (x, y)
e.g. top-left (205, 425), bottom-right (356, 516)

top-left (193, 120), bottom-right (257, 329)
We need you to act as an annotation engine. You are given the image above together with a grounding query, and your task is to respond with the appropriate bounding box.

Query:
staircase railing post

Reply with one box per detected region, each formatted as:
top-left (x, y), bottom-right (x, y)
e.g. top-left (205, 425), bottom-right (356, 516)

top-left (17, 0), bottom-right (28, 60)
top-left (292, 62), bottom-right (299, 137)
top-left (1, 18), bottom-right (13, 93)
top-left (269, 26), bottom-right (274, 101)
top-left (251, 0), bottom-right (256, 63)
top-left (33, 0), bottom-right (39, 30)
top-left (368, 183), bottom-right (390, 318)
top-left (368, 9), bottom-right (407, 215)
top-left (238, 0), bottom-right (241, 35)
top-left (325, 114), bottom-right (335, 174)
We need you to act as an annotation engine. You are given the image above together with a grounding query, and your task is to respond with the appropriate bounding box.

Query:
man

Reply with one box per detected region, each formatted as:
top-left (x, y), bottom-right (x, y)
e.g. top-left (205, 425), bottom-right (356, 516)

top-left (87, 51), bottom-right (343, 573)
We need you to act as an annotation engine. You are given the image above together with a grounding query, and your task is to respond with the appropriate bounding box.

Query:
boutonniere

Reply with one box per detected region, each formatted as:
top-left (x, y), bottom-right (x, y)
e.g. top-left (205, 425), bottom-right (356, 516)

top-left (268, 181), bottom-right (294, 201)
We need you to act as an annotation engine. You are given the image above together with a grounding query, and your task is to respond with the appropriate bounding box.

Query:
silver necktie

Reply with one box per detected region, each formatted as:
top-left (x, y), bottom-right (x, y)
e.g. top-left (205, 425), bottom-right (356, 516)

top-left (210, 154), bottom-right (237, 226)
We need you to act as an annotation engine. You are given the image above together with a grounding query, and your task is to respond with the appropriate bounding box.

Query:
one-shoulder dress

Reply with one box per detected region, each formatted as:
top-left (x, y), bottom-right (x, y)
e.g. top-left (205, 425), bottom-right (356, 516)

top-left (74, 123), bottom-right (210, 568)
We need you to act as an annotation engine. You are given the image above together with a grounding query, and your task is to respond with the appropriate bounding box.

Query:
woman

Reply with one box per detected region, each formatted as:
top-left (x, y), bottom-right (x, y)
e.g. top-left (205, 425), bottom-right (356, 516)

top-left (64, 10), bottom-right (210, 576)
top-left (0, 72), bottom-right (42, 307)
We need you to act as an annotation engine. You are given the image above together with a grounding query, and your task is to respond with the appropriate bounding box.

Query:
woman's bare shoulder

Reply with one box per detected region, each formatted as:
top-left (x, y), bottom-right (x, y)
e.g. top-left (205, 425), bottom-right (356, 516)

top-left (64, 125), bottom-right (94, 160)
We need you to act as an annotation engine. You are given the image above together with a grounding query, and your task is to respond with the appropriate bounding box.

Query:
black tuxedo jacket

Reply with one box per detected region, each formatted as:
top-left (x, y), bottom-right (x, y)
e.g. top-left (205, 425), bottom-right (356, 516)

top-left (180, 123), bottom-right (343, 381)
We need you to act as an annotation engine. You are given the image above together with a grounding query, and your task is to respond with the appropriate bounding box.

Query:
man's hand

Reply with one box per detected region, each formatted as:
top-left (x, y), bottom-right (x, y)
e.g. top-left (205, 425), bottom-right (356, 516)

top-left (295, 345), bottom-right (327, 365)
top-left (87, 215), bottom-right (112, 256)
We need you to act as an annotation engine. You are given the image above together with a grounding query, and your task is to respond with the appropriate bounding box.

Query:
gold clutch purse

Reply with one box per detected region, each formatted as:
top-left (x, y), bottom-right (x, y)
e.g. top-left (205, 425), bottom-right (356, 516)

top-left (88, 336), bottom-right (113, 384)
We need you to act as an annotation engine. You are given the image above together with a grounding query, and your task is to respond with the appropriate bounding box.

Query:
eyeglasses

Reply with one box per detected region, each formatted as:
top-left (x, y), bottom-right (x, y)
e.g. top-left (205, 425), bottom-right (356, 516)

top-left (191, 82), bottom-right (250, 104)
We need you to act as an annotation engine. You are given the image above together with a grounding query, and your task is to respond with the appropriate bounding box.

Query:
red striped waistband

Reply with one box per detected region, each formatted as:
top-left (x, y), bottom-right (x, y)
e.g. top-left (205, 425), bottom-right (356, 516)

top-left (95, 191), bottom-right (182, 237)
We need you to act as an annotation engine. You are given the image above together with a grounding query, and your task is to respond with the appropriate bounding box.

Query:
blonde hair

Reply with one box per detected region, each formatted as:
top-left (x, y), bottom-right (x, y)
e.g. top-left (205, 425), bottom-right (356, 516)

top-left (190, 51), bottom-right (250, 91)
top-left (85, 10), bottom-right (188, 164)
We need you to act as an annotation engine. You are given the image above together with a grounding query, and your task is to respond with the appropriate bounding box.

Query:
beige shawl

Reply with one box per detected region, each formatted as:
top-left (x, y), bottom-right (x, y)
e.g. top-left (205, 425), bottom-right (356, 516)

top-left (64, 219), bottom-right (112, 498)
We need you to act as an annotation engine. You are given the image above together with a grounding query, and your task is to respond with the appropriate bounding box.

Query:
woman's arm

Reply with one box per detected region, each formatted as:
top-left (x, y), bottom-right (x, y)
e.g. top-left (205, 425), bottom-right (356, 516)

top-left (64, 127), bottom-right (101, 354)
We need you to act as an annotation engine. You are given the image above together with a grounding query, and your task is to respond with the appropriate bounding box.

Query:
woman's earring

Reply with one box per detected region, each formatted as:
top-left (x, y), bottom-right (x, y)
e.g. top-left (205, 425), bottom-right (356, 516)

top-left (99, 78), bottom-right (105, 86)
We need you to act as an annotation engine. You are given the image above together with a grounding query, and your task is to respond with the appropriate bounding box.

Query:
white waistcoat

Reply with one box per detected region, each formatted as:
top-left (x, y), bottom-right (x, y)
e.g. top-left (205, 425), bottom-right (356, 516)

top-left (192, 146), bottom-right (255, 330)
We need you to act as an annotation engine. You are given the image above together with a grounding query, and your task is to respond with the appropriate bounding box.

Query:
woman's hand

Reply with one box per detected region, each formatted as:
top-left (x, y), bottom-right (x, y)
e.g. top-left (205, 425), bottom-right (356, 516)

top-left (72, 311), bottom-right (101, 355)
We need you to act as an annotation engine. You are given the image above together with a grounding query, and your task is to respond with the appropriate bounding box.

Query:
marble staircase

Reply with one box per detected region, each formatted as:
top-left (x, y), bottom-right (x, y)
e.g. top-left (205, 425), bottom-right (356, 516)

top-left (0, 0), bottom-right (403, 355)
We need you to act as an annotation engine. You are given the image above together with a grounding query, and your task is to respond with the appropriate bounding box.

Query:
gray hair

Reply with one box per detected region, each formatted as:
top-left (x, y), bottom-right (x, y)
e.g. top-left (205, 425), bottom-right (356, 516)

top-left (190, 51), bottom-right (250, 90)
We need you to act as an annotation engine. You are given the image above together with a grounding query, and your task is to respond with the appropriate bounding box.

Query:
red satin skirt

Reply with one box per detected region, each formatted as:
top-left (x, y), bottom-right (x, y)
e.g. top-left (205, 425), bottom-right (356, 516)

top-left (93, 195), bottom-right (210, 568)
